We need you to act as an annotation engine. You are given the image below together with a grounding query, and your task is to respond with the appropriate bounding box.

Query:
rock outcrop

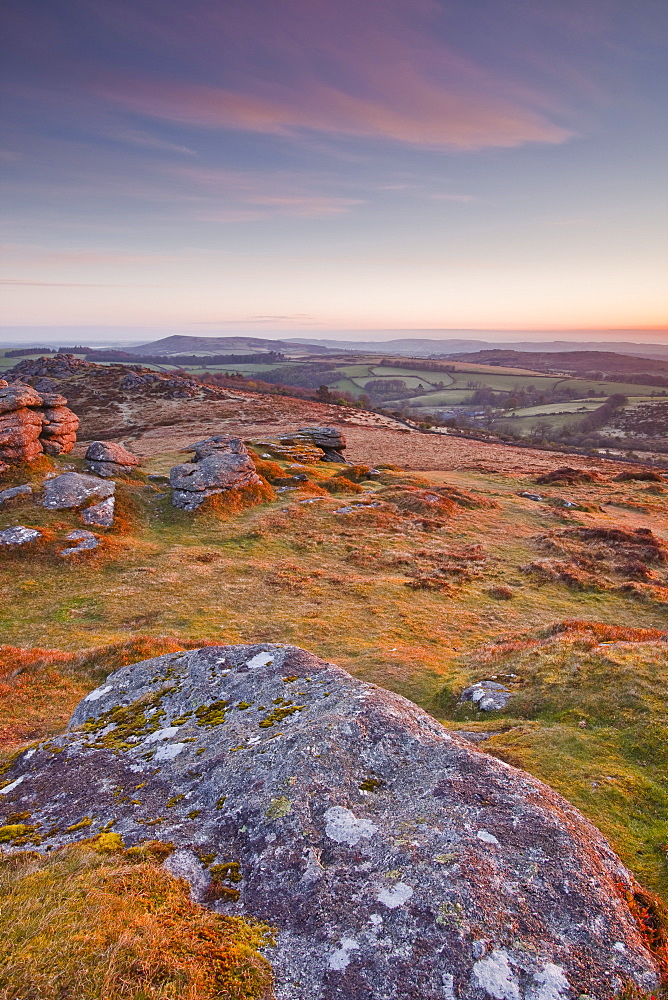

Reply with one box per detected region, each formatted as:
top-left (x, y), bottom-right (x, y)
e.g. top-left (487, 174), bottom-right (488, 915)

top-left (0, 380), bottom-right (78, 461)
top-left (0, 644), bottom-right (660, 999)
top-left (460, 680), bottom-right (512, 711)
top-left (84, 440), bottom-right (140, 477)
top-left (250, 427), bottom-right (348, 464)
top-left (299, 425), bottom-right (348, 461)
top-left (250, 434), bottom-right (324, 464)
top-left (170, 436), bottom-right (262, 510)
top-left (0, 483), bottom-right (32, 504)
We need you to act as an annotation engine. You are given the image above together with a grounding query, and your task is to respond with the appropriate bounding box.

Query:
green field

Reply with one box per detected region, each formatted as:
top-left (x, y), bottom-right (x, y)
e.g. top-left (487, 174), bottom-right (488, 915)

top-left (389, 389), bottom-right (472, 407)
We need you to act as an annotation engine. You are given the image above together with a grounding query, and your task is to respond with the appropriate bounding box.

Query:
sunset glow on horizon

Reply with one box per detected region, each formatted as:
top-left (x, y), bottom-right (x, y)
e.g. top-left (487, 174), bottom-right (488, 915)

top-left (1, 0), bottom-right (666, 341)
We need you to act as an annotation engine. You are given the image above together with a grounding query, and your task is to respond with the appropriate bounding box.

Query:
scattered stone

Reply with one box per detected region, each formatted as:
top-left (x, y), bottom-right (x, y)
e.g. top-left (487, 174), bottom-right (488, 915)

top-left (42, 472), bottom-right (114, 509)
top-left (0, 483), bottom-right (32, 504)
top-left (298, 426), bottom-right (348, 462)
top-left (81, 496), bottom-right (115, 527)
top-left (170, 437), bottom-right (261, 510)
top-left (0, 525), bottom-right (41, 547)
top-left (460, 680), bottom-right (512, 711)
top-left (59, 529), bottom-right (99, 556)
top-left (0, 380), bottom-right (78, 462)
top-left (85, 440), bottom-right (140, 477)
top-left (518, 491), bottom-right (544, 502)
top-left (0, 644), bottom-right (659, 998)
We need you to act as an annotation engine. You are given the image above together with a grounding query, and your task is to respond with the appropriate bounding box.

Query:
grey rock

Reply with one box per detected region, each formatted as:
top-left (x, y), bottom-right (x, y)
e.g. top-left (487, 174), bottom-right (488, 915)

top-left (32, 379), bottom-right (59, 394)
top-left (85, 441), bottom-right (140, 467)
top-left (81, 497), bottom-right (115, 527)
top-left (189, 435), bottom-right (248, 461)
top-left (0, 525), bottom-right (41, 546)
top-left (170, 452), bottom-right (259, 492)
top-left (460, 680), bottom-right (512, 711)
top-left (171, 488), bottom-right (214, 511)
top-left (170, 440), bottom-right (261, 509)
top-left (60, 529), bottom-right (99, 556)
top-left (0, 644), bottom-right (659, 999)
top-left (42, 472), bottom-right (114, 509)
top-left (299, 426), bottom-right (346, 450)
top-left (0, 483), bottom-right (32, 504)
top-left (85, 441), bottom-right (140, 478)
top-left (518, 492), bottom-right (544, 502)
top-left (86, 460), bottom-right (134, 478)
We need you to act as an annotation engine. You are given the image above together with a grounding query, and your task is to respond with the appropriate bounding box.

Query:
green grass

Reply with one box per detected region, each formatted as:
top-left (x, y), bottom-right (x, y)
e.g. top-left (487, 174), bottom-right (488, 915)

top-left (433, 628), bottom-right (668, 901)
top-left (398, 390), bottom-right (472, 406)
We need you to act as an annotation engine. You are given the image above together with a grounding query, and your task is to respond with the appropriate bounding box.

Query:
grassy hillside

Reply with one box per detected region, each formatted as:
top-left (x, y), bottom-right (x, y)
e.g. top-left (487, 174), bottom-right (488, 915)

top-left (1, 449), bottom-right (667, 909)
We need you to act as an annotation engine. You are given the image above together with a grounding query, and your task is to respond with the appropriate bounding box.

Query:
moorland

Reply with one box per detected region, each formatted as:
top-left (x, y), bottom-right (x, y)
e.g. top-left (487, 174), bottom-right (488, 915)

top-left (0, 346), bottom-right (667, 999)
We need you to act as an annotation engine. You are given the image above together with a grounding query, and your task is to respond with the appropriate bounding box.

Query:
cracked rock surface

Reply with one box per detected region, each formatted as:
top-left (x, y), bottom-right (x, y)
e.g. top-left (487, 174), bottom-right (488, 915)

top-left (41, 472), bottom-right (115, 509)
top-left (0, 644), bottom-right (659, 999)
top-left (170, 436), bottom-right (261, 509)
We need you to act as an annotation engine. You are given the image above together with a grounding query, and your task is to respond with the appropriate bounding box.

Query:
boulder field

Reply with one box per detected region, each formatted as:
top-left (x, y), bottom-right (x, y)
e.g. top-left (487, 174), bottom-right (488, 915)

top-left (0, 644), bottom-right (660, 999)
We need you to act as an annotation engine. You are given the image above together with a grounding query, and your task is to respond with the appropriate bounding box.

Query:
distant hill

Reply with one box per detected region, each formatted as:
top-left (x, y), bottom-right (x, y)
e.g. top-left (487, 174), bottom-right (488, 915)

top-left (128, 335), bottom-right (331, 356)
top-left (286, 336), bottom-right (668, 360)
top-left (444, 349), bottom-right (668, 383)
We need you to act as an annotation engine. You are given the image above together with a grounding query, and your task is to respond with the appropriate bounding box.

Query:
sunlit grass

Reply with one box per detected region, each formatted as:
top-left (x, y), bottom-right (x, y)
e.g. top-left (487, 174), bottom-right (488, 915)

top-left (0, 840), bottom-right (274, 1000)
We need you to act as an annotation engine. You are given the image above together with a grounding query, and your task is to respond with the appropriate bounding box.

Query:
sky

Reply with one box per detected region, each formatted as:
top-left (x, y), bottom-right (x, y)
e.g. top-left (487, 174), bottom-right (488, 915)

top-left (1, 0), bottom-right (667, 342)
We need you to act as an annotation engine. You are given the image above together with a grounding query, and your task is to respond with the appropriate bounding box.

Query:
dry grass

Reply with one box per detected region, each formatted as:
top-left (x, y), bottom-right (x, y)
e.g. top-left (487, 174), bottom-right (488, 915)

top-left (0, 840), bottom-right (274, 1000)
top-left (524, 524), bottom-right (668, 602)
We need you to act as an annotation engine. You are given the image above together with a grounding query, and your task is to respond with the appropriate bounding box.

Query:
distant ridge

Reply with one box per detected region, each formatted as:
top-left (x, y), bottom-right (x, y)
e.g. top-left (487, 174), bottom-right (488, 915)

top-left (444, 348), bottom-right (668, 379)
top-left (285, 336), bottom-right (668, 360)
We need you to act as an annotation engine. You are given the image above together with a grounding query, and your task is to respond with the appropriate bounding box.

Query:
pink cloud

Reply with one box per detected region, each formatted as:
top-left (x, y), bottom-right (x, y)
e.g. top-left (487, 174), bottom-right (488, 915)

top-left (74, 0), bottom-right (572, 151)
top-left (94, 74), bottom-right (569, 151)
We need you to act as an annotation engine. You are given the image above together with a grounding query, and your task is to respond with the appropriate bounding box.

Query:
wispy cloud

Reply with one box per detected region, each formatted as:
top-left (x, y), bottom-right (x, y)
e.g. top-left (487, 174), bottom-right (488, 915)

top-left (0, 278), bottom-right (153, 286)
top-left (108, 128), bottom-right (198, 155)
top-left (94, 73), bottom-right (570, 151)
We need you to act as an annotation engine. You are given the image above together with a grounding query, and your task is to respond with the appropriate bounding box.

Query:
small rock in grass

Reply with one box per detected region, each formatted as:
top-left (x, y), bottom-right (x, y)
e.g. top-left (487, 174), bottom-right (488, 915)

top-left (81, 497), bottom-right (115, 527)
top-left (0, 483), bottom-right (32, 504)
top-left (0, 525), bottom-right (41, 546)
top-left (59, 529), bottom-right (99, 556)
top-left (460, 680), bottom-right (512, 711)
